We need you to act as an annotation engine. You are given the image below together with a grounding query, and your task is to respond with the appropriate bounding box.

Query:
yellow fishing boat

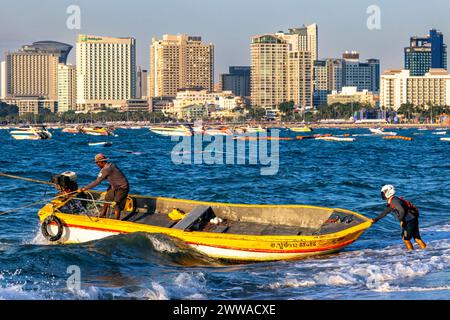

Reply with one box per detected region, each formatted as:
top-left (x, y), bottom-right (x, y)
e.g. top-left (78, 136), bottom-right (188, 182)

top-left (290, 126), bottom-right (313, 133)
top-left (38, 191), bottom-right (372, 262)
top-left (82, 127), bottom-right (113, 136)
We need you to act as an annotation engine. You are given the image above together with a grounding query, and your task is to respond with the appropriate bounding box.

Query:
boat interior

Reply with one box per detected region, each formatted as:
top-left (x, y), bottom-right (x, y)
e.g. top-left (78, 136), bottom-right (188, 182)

top-left (58, 193), bottom-right (367, 236)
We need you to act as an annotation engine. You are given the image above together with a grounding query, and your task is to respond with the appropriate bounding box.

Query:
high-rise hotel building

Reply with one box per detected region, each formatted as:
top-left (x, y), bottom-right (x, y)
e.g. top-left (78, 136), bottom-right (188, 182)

top-left (57, 64), bottom-right (76, 112)
top-left (380, 68), bottom-right (450, 110)
top-left (5, 51), bottom-right (59, 100)
top-left (405, 29), bottom-right (447, 76)
top-left (76, 34), bottom-right (136, 111)
top-left (250, 28), bottom-right (314, 109)
top-left (149, 34), bottom-right (214, 97)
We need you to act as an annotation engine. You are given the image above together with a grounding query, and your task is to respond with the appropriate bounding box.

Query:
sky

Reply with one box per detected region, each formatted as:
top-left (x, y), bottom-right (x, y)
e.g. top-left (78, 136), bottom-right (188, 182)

top-left (1, 0), bottom-right (449, 82)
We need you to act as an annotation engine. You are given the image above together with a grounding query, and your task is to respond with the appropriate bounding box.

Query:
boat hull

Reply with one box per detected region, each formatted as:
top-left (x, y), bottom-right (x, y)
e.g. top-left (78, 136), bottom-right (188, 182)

top-left (42, 213), bottom-right (367, 261)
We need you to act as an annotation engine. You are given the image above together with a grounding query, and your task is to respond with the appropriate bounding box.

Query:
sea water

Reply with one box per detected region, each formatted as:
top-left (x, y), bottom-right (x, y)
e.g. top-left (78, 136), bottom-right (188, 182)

top-left (0, 127), bottom-right (449, 300)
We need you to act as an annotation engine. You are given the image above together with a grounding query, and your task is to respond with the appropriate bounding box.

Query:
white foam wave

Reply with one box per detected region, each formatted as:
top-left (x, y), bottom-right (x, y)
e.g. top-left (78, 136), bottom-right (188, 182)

top-left (172, 272), bottom-right (207, 298)
top-left (68, 286), bottom-right (100, 300)
top-left (27, 231), bottom-right (51, 245)
top-left (123, 283), bottom-right (169, 300)
top-left (265, 239), bottom-right (450, 293)
top-left (0, 283), bottom-right (43, 300)
top-left (421, 223), bottom-right (450, 232)
top-left (266, 279), bottom-right (316, 289)
top-left (147, 235), bottom-right (180, 253)
top-left (374, 285), bottom-right (450, 293)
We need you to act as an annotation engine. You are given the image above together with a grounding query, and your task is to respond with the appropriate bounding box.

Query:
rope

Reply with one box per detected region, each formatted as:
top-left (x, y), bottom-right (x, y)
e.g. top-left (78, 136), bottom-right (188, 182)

top-left (0, 199), bottom-right (53, 216)
top-left (0, 191), bottom-right (80, 217)
top-left (0, 172), bottom-right (55, 186)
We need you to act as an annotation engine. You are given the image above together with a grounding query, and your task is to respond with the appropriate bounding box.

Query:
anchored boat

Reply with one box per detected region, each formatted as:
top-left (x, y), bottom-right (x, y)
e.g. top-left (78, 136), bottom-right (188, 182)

top-left (369, 128), bottom-right (397, 136)
top-left (149, 125), bottom-right (193, 136)
top-left (290, 126), bottom-right (313, 133)
top-left (203, 127), bottom-right (234, 136)
top-left (10, 126), bottom-right (52, 140)
top-left (82, 127), bottom-right (114, 136)
top-left (315, 136), bottom-right (355, 142)
top-left (88, 142), bottom-right (112, 147)
top-left (38, 184), bottom-right (372, 262)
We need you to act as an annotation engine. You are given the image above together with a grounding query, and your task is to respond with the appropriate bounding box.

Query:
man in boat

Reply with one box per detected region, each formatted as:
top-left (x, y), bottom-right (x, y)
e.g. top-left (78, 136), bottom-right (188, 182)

top-left (372, 185), bottom-right (427, 250)
top-left (80, 153), bottom-right (129, 220)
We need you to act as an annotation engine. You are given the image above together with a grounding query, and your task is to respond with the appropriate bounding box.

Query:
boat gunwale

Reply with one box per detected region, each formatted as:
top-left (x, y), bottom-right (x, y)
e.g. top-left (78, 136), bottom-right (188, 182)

top-left (37, 194), bottom-right (372, 243)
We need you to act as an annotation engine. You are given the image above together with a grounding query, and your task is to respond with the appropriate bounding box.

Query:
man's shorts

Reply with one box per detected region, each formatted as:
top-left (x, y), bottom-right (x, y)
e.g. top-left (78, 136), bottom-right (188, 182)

top-left (402, 217), bottom-right (421, 241)
top-left (105, 187), bottom-right (129, 211)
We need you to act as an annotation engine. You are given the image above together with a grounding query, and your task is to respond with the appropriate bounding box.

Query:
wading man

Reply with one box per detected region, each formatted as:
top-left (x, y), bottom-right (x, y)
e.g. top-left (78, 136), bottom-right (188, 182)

top-left (372, 185), bottom-right (427, 250)
top-left (80, 153), bottom-right (129, 220)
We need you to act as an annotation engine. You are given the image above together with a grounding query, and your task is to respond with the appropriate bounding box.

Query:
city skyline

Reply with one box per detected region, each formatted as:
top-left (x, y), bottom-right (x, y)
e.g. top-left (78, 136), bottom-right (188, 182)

top-left (1, 0), bottom-right (449, 82)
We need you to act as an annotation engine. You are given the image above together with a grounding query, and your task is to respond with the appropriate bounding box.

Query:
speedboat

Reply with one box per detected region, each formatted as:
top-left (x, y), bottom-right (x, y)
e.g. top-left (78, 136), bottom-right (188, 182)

top-left (149, 125), bottom-right (193, 136)
top-left (290, 127), bottom-right (313, 133)
top-left (432, 131), bottom-right (447, 135)
top-left (369, 128), bottom-right (397, 136)
top-left (441, 137), bottom-right (450, 141)
top-left (88, 142), bottom-right (112, 147)
top-left (38, 188), bottom-right (372, 262)
top-left (10, 126), bottom-right (52, 140)
top-left (82, 127), bottom-right (114, 136)
top-left (62, 126), bottom-right (82, 134)
top-left (245, 126), bottom-right (266, 134)
top-left (203, 127), bottom-right (233, 136)
top-left (315, 136), bottom-right (355, 142)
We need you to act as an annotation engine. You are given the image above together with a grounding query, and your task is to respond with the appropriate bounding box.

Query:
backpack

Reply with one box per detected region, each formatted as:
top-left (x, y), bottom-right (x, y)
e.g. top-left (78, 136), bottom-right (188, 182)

top-left (389, 196), bottom-right (419, 217)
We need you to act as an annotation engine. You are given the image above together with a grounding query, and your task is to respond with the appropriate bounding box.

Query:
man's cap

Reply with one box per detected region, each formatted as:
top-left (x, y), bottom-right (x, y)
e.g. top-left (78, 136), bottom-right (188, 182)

top-left (94, 153), bottom-right (109, 163)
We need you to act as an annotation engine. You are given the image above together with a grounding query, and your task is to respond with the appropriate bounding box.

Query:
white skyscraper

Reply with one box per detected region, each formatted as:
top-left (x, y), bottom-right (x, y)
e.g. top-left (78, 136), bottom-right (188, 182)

top-left (76, 34), bottom-right (136, 111)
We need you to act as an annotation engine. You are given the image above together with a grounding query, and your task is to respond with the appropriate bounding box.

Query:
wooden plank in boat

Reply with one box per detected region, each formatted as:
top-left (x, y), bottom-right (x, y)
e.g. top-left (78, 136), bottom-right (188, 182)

top-left (134, 212), bottom-right (178, 228)
top-left (260, 224), bottom-right (305, 236)
top-left (225, 222), bottom-right (268, 235)
top-left (206, 224), bottom-right (229, 233)
top-left (172, 205), bottom-right (212, 231)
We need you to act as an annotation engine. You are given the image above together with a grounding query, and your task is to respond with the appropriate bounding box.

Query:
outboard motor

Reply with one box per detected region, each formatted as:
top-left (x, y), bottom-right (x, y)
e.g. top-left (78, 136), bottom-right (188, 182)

top-left (51, 171), bottom-right (78, 193)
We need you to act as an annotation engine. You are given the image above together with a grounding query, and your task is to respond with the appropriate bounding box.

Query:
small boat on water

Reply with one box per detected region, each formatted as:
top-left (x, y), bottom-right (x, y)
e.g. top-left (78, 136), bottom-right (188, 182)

top-left (88, 142), bottom-right (112, 147)
top-left (38, 186), bottom-right (372, 262)
top-left (62, 126), bottom-right (82, 134)
top-left (149, 125), bottom-right (193, 136)
top-left (441, 137), bottom-right (450, 141)
top-left (369, 128), bottom-right (397, 136)
top-left (290, 127), bottom-right (313, 133)
top-left (315, 136), bottom-right (355, 142)
top-left (244, 126), bottom-right (266, 134)
top-left (432, 131), bottom-right (447, 135)
top-left (10, 126), bottom-right (52, 140)
top-left (203, 127), bottom-right (233, 136)
top-left (82, 127), bottom-right (114, 136)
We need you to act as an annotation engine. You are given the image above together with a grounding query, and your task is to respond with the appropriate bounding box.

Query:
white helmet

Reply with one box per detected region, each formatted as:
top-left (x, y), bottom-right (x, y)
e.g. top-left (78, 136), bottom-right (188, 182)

top-left (381, 185), bottom-right (395, 200)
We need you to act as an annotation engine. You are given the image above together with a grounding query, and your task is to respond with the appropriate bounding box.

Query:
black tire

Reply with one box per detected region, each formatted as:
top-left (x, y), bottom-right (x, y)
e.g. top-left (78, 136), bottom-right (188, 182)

top-left (41, 215), bottom-right (64, 242)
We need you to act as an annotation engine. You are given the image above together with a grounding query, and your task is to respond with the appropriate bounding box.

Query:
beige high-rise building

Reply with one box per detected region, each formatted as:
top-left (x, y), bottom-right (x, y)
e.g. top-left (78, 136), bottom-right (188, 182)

top-left (150, 34), bottom-right (214, 97)
top-left (76, 34), bottom-right (136, 111)
top-left (251, 31), bottom-right (314, 109)
top-left (5, 52), bottom-right (58, 100)
top-left (380, 69), bottom-right (450, 110)
top-left (57, 64), bottom-right (76, 112)
top-left (251, 35), bottom-right (289, 108)
top-left (284, 24), bottom-right (318, 61)
top-left (288, 51), bottom-right (313, 108)
top-left (0, 61), bottom-right (6, 99)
